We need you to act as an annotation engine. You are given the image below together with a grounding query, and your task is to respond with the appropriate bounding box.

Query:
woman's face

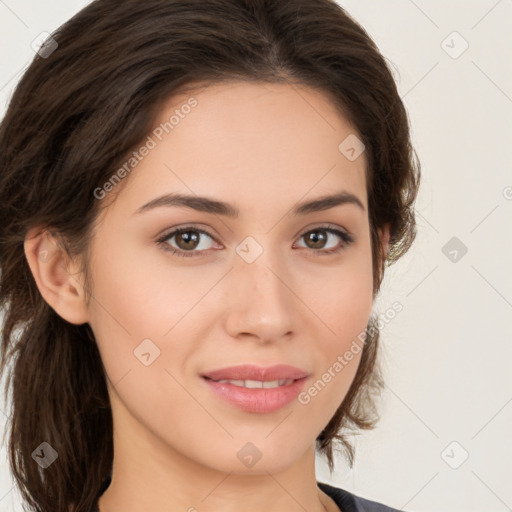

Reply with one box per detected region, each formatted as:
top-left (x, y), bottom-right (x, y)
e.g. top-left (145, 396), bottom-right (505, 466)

top-left (84, 80), bottom-right (379, 475)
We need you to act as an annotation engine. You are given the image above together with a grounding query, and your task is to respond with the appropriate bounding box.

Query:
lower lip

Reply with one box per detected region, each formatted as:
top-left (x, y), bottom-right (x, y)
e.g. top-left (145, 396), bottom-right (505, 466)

top-left (202, 377), bottom-right (308, 413)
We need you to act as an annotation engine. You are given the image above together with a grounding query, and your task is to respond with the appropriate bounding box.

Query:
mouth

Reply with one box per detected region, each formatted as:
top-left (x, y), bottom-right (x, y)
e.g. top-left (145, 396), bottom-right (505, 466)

top-left (202, 376), bottom-right (298, 388)
top-left (201, 376), bottom-right (308, 413)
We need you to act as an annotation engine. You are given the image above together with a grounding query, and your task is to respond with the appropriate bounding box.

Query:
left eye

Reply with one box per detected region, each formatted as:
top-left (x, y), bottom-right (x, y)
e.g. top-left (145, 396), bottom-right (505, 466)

top-left (294, 227), bottom-right (352, 252)
top-left (157, 225), bottom-right (353, 258)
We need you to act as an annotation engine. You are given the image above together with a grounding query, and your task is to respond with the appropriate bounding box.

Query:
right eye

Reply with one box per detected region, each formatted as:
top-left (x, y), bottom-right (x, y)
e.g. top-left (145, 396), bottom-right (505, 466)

top-left (156, 227), bottom-right (219, 258)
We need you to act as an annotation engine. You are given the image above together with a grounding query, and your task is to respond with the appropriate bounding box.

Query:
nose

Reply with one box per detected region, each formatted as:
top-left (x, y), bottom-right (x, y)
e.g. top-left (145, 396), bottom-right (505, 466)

top-left (223, 249), bottom-right (297, 345)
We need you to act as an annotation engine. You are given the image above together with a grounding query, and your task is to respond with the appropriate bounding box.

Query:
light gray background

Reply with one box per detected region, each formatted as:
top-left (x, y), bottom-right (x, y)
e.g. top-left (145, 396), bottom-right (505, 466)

top-left (1, 1), bottom-right (511, 511)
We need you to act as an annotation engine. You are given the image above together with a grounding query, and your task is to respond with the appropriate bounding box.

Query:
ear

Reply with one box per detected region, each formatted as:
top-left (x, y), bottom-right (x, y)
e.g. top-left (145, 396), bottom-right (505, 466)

top-left (378, 222), bottom-right (391, 262)
top-left (23, 227), bottom-right (89, 325)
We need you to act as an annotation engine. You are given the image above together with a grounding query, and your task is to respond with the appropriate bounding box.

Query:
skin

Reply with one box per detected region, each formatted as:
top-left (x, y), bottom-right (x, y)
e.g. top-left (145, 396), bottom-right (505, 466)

top-left (24, 80), bottom-right (390, 512)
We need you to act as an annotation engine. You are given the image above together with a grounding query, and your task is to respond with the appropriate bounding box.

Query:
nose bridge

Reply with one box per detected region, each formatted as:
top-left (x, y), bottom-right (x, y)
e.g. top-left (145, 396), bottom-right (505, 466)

top-left (224, 239), bottom-right (295, 342)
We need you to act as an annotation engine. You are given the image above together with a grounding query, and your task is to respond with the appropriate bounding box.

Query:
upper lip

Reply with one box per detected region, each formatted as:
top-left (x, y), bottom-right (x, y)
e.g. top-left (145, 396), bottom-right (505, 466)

top-left (201, 364), bottom-right (310, 382)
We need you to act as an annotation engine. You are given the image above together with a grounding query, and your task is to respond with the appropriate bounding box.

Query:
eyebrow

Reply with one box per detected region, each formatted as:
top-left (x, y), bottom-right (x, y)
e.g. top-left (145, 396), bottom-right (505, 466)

top-left (134, 190), bottom-right (365, 217)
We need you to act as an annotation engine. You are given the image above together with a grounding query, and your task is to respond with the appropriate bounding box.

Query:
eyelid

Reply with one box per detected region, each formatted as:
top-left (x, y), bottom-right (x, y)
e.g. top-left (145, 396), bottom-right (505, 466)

top-left (155, 223), bottom-right (217, 243)
top-left (293, 222), bottom-right (353, 241)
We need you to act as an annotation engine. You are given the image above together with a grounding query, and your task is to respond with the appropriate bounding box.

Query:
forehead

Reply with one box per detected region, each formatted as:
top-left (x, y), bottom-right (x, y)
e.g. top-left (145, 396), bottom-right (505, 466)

top-left (100, 80), bottom-right (368, 218)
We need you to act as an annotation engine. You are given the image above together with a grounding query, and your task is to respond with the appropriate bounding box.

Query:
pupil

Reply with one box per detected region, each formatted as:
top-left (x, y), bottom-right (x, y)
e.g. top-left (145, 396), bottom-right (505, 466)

top-left (308, 230), bottom-right (326, 249)
top-left (178, 231), bottom-right (198, 249)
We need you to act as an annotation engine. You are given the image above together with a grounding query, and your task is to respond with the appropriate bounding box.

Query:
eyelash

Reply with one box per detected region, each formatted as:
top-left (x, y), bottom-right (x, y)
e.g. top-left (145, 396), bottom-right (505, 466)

top-left (156, 224), bottom-right (354, 258)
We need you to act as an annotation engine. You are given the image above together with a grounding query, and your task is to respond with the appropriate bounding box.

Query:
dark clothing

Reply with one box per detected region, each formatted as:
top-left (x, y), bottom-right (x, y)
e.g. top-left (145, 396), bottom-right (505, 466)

top-left (317, 481), bottom-right (404, 511)
top-left (91, 475), bottom-right (404, 511)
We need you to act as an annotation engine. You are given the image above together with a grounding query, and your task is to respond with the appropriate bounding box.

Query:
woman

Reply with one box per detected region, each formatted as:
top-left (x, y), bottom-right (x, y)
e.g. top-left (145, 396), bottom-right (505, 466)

top-left (0, 1), bottom-right (420, 511)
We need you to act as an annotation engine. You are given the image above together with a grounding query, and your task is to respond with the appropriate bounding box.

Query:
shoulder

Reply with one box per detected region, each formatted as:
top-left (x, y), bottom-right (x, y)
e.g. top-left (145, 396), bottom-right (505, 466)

top-left (317, 481), bottom-right (405, 512)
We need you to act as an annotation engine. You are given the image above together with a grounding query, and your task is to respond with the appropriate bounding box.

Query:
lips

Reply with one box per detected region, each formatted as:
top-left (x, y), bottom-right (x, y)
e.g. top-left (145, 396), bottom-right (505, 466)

top-left (200, 364), bottom-right (310, 413)
top-left (200, 364), bottom-right (310, 382)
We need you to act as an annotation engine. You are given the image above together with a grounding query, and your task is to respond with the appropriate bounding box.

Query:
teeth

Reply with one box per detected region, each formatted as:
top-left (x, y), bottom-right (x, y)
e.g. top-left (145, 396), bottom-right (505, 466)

top-left (215, 378), bottom-right (294, 388)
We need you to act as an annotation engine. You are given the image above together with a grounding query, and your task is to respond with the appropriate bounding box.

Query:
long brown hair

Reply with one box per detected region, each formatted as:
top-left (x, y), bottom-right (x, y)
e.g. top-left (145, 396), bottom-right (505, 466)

top-left (0, 0), bottom-right (420, 510)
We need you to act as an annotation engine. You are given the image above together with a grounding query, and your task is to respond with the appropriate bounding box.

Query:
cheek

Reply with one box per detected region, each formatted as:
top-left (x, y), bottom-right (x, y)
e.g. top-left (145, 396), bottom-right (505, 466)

top-left (304, 240), bottom-right (374, 337)
top-left (304, 243), bottom-right (374, 398)
top-left (85, 234), bottom-right (221, 379)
